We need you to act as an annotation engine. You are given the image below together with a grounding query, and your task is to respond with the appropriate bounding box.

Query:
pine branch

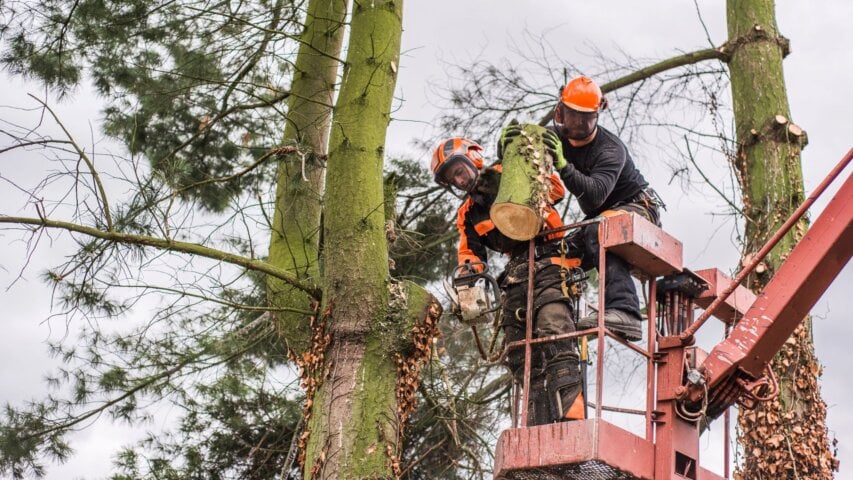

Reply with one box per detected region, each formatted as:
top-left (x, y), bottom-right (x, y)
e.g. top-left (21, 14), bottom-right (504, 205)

top-left (22, 325), bottom-right (269, 441)
top-left (171, 146), bottom-right (298, 197)
top-left (105, 282), bottom-right (315, 315)
top-left (0, 216), bottom-right (321, 298)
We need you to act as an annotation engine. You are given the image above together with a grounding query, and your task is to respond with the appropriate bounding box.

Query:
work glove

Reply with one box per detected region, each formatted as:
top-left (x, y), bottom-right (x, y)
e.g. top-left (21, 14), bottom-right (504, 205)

top-left (497, 119), bottom-right (522, 160)
top-left (542, 129), bottom-right (567, 170)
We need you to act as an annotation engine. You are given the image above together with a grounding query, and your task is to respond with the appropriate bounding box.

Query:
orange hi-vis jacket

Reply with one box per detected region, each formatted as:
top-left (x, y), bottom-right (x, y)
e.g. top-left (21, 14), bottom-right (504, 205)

top-left (456, 165), bottom-right (573, 269)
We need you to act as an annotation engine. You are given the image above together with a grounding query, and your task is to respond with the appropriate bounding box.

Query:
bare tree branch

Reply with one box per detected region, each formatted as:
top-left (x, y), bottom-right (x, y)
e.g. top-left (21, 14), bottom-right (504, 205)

top-left (538, 46), bottom-right (729, 125)
top-left (28, 94), bottom-right (114, 230)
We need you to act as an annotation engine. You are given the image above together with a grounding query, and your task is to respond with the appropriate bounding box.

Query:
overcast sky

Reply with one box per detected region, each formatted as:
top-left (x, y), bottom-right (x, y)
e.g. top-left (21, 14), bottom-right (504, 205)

top-left (1, 1), bottom-right (851, 478)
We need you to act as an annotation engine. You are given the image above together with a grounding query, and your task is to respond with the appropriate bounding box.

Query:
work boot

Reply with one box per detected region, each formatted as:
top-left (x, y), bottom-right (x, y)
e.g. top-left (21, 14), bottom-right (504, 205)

top-left (576, 309), bottom-right (643, 342)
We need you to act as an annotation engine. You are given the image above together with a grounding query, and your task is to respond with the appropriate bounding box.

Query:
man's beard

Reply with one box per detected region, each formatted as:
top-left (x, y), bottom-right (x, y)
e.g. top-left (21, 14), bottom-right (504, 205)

top-left (562, 124), bottom-right (595, 141)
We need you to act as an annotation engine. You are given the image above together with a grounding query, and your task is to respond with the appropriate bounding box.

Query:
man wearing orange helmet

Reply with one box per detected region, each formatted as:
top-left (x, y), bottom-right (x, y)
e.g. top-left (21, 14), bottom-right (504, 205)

top-left (502, 75), bottom-right (663, 342)
top-left (432, 137), bottom-right (586, 426)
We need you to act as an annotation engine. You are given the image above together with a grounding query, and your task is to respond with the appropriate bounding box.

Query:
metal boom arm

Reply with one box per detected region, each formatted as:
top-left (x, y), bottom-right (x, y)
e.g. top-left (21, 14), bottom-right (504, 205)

top-left (686, 165), bottom-right (852, 417)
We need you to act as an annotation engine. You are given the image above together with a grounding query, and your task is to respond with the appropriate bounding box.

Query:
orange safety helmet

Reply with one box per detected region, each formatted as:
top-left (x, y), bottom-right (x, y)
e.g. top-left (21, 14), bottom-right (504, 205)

top-left (560, 76), bottom-right (605, 112)
top-left (430, 137), bottom-right (484, 187)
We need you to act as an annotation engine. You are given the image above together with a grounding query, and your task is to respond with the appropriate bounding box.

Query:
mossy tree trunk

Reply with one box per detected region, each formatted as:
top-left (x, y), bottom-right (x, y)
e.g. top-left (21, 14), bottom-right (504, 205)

top-left (268, 0), bottom-right (347, 353)
top-left (265, 2), bottom-right (438, 478)
top-left (727, 1), bottom-right (836, 477)
top-left (299, 1), bottom-right (438, 478)
top-left (491, 124), bottom-right (555, 240)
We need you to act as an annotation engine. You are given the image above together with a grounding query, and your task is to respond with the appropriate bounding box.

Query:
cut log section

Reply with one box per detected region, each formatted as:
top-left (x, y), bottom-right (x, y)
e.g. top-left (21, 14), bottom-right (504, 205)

top-left (490, 124), bottom-right (555, 240)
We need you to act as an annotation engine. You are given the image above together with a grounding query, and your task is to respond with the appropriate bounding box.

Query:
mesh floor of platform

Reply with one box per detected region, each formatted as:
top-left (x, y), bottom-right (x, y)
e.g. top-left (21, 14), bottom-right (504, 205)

top-left (501, 460), bottom-right (640, 480)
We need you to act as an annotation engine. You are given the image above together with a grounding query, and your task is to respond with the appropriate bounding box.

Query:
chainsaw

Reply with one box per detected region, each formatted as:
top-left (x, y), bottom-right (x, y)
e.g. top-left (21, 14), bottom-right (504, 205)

top-left (451, 261), bottom-right (502, 325)
top-left (448, 261), bottom-right (505, 361)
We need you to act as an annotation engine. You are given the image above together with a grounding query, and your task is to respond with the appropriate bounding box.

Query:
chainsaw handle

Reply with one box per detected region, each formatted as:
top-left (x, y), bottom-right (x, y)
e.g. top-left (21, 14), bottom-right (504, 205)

top-left (452, 261), bottom-right (489, 285)
top-left (484, 270), bottom-right (500, 299)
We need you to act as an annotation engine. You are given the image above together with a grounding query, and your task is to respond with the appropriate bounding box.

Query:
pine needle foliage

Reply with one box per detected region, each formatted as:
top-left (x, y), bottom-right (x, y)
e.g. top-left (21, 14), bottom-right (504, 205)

top-left (1, 0), bottom-right (305, 210)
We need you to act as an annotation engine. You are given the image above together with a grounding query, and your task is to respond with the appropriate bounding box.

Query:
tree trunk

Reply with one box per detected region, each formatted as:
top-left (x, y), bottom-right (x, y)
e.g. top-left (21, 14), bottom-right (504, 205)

top-left (302, 1), bottom-right (418, 478)
top-left (491, 124), bottom-right (555, 240)
top-left (268, 0), bottom-right (347, 354)
top-left (726, 1), bottom-right (836, 477)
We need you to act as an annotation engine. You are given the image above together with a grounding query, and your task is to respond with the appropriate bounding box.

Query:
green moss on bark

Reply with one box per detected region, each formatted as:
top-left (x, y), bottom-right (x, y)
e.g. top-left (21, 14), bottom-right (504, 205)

top-left (350, 334), bottom-right (400, 477)
top-left (303, 1), bottom-right (405, 478)
top-left (382, 280), bottom-right (435, 353)
top-left (491, 124), bottom-right (554, 240)
top-left (267, 0), bottom-right (347, 355)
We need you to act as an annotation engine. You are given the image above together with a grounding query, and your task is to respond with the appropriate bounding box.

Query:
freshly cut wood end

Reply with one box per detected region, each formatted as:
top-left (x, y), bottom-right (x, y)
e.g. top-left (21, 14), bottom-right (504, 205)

top-left (787, 123), bottom-right (803, 136)
top-left (490, 202), bottom-right (542, 241)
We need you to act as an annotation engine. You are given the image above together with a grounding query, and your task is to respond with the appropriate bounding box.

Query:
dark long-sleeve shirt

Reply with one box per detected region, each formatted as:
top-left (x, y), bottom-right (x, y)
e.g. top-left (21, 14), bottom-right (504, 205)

top-left (554, 126), bottom-right (648, 218)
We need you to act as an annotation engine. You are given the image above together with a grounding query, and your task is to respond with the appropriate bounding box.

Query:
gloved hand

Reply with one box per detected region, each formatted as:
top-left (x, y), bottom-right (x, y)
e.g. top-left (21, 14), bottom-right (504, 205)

top-left (497, 119), bottom-right (522, 160)
top-left (543, 129), bottom-right (567, 170)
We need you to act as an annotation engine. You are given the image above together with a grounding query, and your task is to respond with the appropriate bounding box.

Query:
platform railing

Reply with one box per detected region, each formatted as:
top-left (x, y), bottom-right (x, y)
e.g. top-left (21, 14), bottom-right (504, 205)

top-left (495, 213), bottom-right (741, 479)
top-left (503, 217), bottom-right (656, 435)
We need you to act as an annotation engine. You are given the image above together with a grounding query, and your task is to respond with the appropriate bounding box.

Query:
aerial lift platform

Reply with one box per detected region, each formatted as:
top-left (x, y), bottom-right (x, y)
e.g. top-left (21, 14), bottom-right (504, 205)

top-left (492, 149), bottom-right (852, 480)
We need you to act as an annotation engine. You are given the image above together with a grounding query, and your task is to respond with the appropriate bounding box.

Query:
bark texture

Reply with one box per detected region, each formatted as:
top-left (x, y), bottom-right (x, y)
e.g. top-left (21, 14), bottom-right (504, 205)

top-left (268, 0), bottom-right (347, 354)
top-left (302, 1), bottom-right (419, 478)
top-left (727, 1), bottom-right (836, 477)
top-left (491, 124), bottom-right (554, 240)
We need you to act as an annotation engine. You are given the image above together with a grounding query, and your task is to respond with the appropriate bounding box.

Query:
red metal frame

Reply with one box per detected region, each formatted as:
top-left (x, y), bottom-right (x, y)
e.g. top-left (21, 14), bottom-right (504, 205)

top-left (681, 147), bottom-right (852, 342)
top-left (499, 214), bottom-right (691, 480)
top-left (693, 269), bottom-right (756, 325)
top-left (495, 152), bottom-right (852, 479)
top-left (686, 168), bottom-right (852, 414)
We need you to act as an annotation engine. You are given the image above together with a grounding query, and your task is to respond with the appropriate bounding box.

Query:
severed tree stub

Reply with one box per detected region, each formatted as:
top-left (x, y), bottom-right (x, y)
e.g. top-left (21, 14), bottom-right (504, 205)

top-left (490, 124), bottom-right (555, 240)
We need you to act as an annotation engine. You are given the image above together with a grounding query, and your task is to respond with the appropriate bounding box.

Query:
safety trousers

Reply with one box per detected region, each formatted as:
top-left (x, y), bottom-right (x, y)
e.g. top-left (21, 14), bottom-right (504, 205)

top-left (501, 260), bottom-right (584, 426)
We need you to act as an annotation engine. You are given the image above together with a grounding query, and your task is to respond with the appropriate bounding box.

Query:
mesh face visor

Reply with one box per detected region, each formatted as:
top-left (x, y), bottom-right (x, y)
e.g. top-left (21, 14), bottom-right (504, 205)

top-left (435, 155), bottom-right (478, 191)
top-left (553, 103), bottom-right (599, 141)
